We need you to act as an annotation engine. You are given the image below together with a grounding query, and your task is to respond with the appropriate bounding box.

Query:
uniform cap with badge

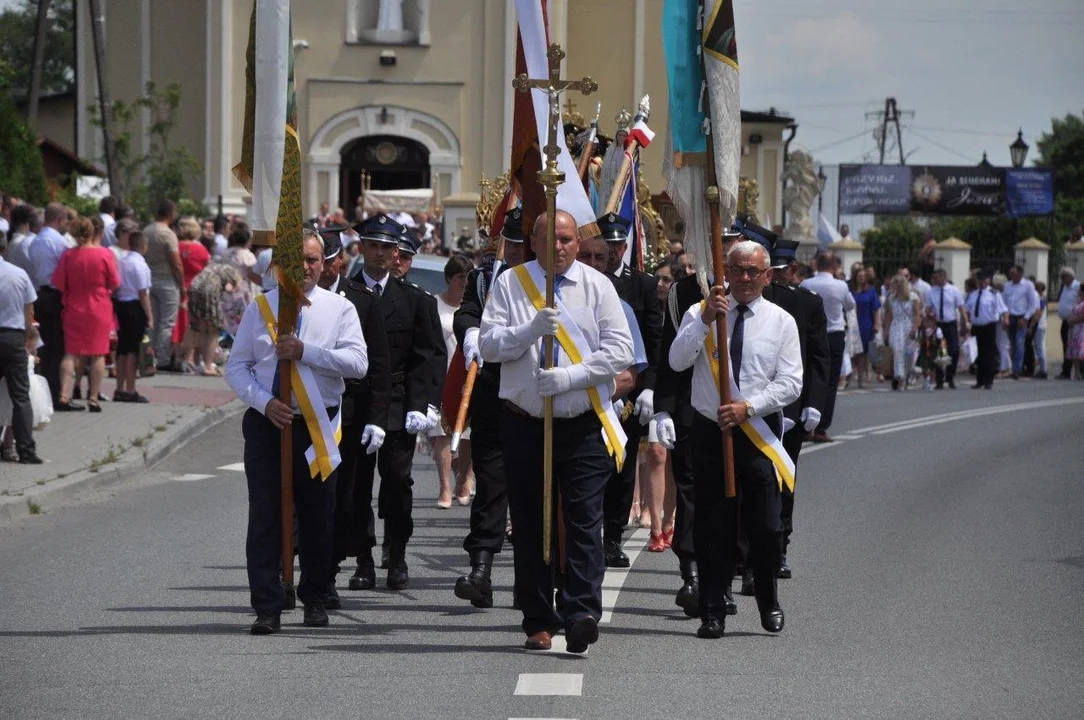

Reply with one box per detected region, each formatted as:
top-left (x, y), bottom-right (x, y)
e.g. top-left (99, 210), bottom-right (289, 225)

top-left (397, 224), bottom-right (422, 257)
top-left (356, 214), bottom-right (404, 245)
top-left (500, 207), bottom-right (526, 244)
top-left (597, 211), bottom-right (632, 243)
top-left (317, 225), bottom-right (347, 260)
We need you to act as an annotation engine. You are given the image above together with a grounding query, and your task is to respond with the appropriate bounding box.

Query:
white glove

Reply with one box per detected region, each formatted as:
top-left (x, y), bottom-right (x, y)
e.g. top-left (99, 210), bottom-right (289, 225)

top-left (537, 367), bottom-right (572, 397)
top-left (782, 417), bottom-right (796, 434)
top-left (612, 400), bottom-right (626, 416)
top-left (361, 424), bottom-right (386, 455)
top-left (633, 389), bottom-right (654, 425)
top-left (405, 411), bottom-right (428, 434)
top-left (527, 307), bottom-right (560, 341)
top-left (426, 404), bottom-right (440, 429)
top-left (800, 407), bottom-right (821, 432)
top-left (653, 411), bottom-right (676, 450)
top-left (463, 327), bottom-right (483, 370)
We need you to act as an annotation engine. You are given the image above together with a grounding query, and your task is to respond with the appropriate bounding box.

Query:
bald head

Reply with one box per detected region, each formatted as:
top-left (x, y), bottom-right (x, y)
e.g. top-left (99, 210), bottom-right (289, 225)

top-left (531, 210), bottom-right (580, 275)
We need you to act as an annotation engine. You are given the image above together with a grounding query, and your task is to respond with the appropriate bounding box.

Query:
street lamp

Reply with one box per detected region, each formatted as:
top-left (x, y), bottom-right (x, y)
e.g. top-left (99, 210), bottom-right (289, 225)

top-left (1010, 129), bottom-right (1029, 168)
top-left (817, 165), bottom-right (827, 216)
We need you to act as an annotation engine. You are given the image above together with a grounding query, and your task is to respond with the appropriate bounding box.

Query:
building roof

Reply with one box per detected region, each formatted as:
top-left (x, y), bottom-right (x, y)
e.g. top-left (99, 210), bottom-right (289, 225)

top-left (740, 108), bottom-right (795, 124)
top-left (36, 137), bottom-right (105, 178)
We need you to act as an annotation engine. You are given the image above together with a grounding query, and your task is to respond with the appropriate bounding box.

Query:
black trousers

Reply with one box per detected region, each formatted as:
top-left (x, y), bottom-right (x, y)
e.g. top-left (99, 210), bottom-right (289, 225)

top-left (669, 426), bottom-right (697, 563)
top-left (502, 407), bottom-right (611, 636)
top-left (353, 427), bottom-right (417, 556)
top-left (691, 414), bottom-right (782, 623)
top-left (780, 423), bottom-right (804, 550)
top-left (34, 288), bottom-right (63, 404)
top-left (935, 322), bottom-right (960, 386)
top-left (242, 408), bottom-right (337, 613)
top-left (1061, 321), bottom-right (1072, 377)
top-left (463, 377), bottom-right (508, 556)
top-left (973, 323), bottom-right (999, 387)
top-left (331, 412), bottom-right (363, 575)
top-left (0, 329), bottom-right (35, 457)
top-left (603, 412), bottom-right (644, 544)
top-left (818, 331), bottom-right (845, 433)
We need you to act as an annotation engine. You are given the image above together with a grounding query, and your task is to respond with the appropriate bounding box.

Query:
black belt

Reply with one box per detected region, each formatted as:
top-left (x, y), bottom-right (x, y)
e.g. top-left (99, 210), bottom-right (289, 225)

top-left (0, 327), bottom-right (26, 333)
top-left (292, 404), bottom-right (339, 419)
top-left (38, 286), bottom-right (59, 293)
top-left (390, 370), bottom-right (406, 384)
top-left (504, 401), bottom-right (592, 423)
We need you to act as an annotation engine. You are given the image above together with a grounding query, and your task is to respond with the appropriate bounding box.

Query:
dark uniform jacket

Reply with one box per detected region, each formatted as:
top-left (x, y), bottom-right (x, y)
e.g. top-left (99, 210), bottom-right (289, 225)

top-left (453, 264), bottom-right (508, 387)
top-left (341, 280), bottom-right (391, 431)
top-left (420, 289), bottom-right (448, 410)
top-left (610, 264), bottom-right (663, 392)
top-left (655, 275), bottom-right (707, 430)
top-left (372, 276), bottom-right (436, 432)
top-left (762, 281), bottom-right (830, 422)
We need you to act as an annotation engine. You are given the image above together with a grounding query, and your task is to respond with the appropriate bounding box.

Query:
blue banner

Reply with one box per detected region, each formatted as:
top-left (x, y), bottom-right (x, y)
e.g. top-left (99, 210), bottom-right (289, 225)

top-left (1005, 168), bottom-right (1055, 217)
top-left (838, 165), bottom-right (912, 214)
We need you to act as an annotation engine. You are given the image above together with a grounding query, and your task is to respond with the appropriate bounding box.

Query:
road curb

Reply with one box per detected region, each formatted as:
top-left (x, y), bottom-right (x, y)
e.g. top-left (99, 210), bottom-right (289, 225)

top-left (0, 399), bottom-right (246, 524)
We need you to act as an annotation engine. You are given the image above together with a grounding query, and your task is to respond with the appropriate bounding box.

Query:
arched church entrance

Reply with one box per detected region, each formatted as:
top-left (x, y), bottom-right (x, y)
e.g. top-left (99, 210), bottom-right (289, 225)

top-left (339, 134), bottom-right (430, 209)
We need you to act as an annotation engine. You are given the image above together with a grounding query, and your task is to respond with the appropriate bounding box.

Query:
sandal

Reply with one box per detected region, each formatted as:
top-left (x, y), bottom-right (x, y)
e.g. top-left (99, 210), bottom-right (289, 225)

top-left (646, 533), bottom-right (668, 552)
top-left (662, 528), bottom-right (675, 549)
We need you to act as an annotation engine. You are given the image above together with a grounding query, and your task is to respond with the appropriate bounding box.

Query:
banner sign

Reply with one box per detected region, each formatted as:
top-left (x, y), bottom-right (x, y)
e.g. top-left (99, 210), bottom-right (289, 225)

top-left (838, 164), bottom-right (1054, 217)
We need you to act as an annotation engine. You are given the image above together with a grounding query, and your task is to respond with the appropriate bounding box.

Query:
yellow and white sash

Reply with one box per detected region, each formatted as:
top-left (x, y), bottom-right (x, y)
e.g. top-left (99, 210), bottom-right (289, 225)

top-left (700, 301), bottom-right (796, 492)
top-left (254, 294), bottom-right (343, 482)
top-left (513, 263), bottom-right (628, 471)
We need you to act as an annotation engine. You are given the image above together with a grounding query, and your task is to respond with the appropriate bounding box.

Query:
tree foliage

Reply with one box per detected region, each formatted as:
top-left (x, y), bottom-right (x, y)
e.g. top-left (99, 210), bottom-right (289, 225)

top-left (0, 59), bottom-right (47, 204)
top-left (0, 0), bottom-right (74, 97)
top-left (1035, 110), bottom-right (1084, 201)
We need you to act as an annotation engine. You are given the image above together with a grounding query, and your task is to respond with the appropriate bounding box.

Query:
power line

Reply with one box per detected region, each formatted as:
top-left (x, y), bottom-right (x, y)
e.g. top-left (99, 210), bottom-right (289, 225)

top-left (808, 128), bottom-right (872, 153)
top-left (906, 128), bottom-right (978, 163)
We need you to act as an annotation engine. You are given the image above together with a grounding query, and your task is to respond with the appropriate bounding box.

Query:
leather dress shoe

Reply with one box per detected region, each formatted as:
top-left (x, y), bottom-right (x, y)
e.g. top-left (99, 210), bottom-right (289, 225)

top-left (250, 612), bottom-right (281, 635)
top-left (454, 550), bottom-right (494, 608)
top-left (524, 631), bottom-right (553, 650)
top-left (603, 539), bottom-right (630, 568)
top-left (566, 616), bottom-right (599, 654)
top-left (723, 587), bottom-right (737, 616)
top-left (18, 452), bottom-right (44, 465)
top-left (349, 553), bottom-right (376, 591)
top-left (761, 608), bottom-right (784, 633)
top-left (675, 579), bottom-right (700, 618)
top-left (740, 569), bottom-right (755, 596)
top-left (303, 604), bottom-right (329, 627)
top-left (778, 554), bottom-right (792, 579)
top-left (387, 541), bottom-right (409, 590)
top-left (323, 585), bottom-right (342, 610)
top-left (697, 618), bottom-right (724, 639)
top-left (812, 432), bottom-right (833, 443)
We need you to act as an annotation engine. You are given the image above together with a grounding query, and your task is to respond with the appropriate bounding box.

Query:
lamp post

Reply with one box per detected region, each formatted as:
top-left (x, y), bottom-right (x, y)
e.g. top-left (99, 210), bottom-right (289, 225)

top-left (817, 165), bottom-right (827, 218)
top-left (1009, 130), bottom-right (1029, 243)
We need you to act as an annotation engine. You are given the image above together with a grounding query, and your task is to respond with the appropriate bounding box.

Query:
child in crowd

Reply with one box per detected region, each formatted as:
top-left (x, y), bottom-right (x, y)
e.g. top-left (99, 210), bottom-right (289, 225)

top-left (0, 326), bottom-right (53, 461)
top-left (113, 230), bottom-right (154, 403)
top-left (917, 310), bottom-right (947, 392)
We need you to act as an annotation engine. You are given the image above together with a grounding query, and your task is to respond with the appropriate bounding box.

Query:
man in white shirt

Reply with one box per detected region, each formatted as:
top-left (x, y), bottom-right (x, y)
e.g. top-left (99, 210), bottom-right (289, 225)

top-left (27, 203), bottom-right (71, 403)
top-left (667, 240), bottom-right (802, 639)
top-left (212, 216), bottom-right (229, 259)
top-left (480, 209), bottom-right (633, 654)
top-left (1001, 264), bottom-right (1041, 378)
top-left (925, 269), bottom-right (969, 388)
top-left (0, 249), bottom-right (42, 464)
top-left (1056, 267), bottom-right (1080, 379)
top-left (224, 230), bottom-right (369, 635)
top-left (966, 270), bottom-right (1009, 389)
top-left (99, 196), bottom-right (117, 247)
top-left (799, 252), bottom-right (854, 442)
top-left (4, 203), bottom-right (35, 276)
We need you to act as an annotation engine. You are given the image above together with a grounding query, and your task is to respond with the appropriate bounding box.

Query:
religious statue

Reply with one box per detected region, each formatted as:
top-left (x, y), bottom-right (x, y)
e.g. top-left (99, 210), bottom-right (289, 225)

top-left (377, 0), bottom-right (404, 31)
top-left (352, 0), bottom-right (430, 44)
top-left (782, 148), bottom-right (819, 242)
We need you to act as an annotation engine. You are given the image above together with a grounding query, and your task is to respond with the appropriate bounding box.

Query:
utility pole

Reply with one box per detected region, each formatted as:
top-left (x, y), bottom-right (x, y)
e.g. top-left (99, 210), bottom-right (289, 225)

top-left (26, 0), bottom-right (53, 128)
top-left (866, 97), bottom-right (913, 165)
top-left (87, 0), bottom-right (118, 198)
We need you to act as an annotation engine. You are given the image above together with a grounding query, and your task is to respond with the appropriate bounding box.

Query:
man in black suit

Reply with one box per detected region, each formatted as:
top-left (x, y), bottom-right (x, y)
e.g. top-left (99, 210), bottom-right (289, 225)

top-left (597, 212), bottom-right (662, 568)
top-left (314, 227), bottom-right (392, 608)
top-left (348, 215), bottom-right (436, 592)
top-left (654, 226), bottom-right (743, 617)
top-left (452, 209), bottom-right (527, 609)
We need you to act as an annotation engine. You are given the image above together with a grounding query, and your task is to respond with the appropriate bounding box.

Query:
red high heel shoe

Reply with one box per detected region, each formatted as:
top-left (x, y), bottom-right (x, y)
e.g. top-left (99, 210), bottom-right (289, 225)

top-left (646, 533), bottom-right (668, 552)
top-left (661, 528), bottom-right (674, 549)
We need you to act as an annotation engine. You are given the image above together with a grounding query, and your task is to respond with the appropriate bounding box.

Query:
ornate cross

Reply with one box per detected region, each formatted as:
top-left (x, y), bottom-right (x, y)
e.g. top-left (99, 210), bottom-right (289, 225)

top-left (512, 43), bottom-right (597, 170)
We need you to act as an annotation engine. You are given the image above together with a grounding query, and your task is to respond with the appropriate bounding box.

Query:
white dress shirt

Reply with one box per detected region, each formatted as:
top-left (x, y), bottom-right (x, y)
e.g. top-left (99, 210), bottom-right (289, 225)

top-left (925, 283), bottom-right (966, 324)
top-left (116, 251), bottom-right (152, 302)
top-left (0, 256), bottom-right (37, 330)
top-left (1002, 278), bottom-right (1041, 318)
top-left (801, 272), bottom-right (855, 332)
top-left (225, 286), bottom-right (369, 415)
top-left (27, 226), bottom-right (69, 288)
top-left (912, 278), bottom-right (932, 306)
top-left (967, 286), bottom-right (1008, 326)
top-left (668, 294), bottom-right (803, 422)
top-left (213, 233), bottom-right (228, 259)
top-left (361, 270), bottom-right (391, 295)
top-left (5, 232), bottom-right (34, 276)
top-left (1058, 280), bottom-right (1080, 321)
top-left (479, 259), bottom-right (633, 418)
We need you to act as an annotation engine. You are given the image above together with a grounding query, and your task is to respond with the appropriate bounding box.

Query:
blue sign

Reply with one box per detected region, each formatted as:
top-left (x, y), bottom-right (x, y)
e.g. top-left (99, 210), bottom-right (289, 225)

top-left (1005, 168), bottom-right (1055, 217)
top-left (838, 165), bottom-right (912, 214)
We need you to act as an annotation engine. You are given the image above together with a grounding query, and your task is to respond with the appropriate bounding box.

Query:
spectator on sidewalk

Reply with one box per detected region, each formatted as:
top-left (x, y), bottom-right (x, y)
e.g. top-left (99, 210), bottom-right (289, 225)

top-left (883, 273), bottom-right (920, 391)
top-left (0, 235), bottom-right (43, 464)
top-left (851, 269), bottom-right (882, 388)
top-left (52, 217), bottom-right (120, 412)
top-left (212, 215), bottom-right (229, 259)
top-left (27, 202), bottom-right (71, 404)
top-left (1066, 286), bottom-right (1084, 378)
top-left (1033, 281), bottom-right (1049, 379)
top-left (174, 219), bottom-right (212, 374)
top-left (1002, 264), bottom-right (1041, 379)
top-left (113, 230), bottom-right (154, 403)
top-left (144, 201), bottom-right (184, 372)
top-left (222, 223), bottom-right (261, 303)
top-left (187, 262), bottom-right (242, 376)
top-left (1057, 267), bottom-right (1079, 379)
top-left (99, 196), bottom-right (118, 247)
top-left (4, 204), bottom-right (35, 275)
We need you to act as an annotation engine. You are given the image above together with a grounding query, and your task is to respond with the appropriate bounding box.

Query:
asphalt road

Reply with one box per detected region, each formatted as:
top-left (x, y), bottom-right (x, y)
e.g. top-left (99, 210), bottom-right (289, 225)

top-left (2, 378), bottom-right (1083, 719)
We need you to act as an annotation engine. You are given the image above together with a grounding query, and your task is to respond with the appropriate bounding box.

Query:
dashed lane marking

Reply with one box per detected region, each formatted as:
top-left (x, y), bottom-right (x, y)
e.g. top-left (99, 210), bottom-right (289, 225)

top-left (217, 462), bottom-right (246, 472)
top-left (514, 673), bottom-right (584, 696)
top-left (173, 474), bottom-right (215, 482)
top-left (601, 527), bottom-right (649, 624)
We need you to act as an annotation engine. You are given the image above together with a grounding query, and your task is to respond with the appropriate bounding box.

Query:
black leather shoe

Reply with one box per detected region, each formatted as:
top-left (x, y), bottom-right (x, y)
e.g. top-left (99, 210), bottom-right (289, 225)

top-left (723, 587), bottom-right (737, 616)
top-left (18, 452), bottom-right (44, 465)
top-left (778, 554), bottom-right (792, 579)
top-left (761, 608), bottom-right (784, 633)
top-left (566, 616), bottom-right (599, 654)
top-left (387, 541), bottom-right (409, 590)
top-left (675, 579), bottom-right (700, 618)
top-left (349, 553), bottom-right (376, 591)
top-left (697, 618), bottom-right (724, 639)
top-left (740, 569), bottom-right (755, 596)
top-left (323, 585), bottom-right (342, 610)
top-left (454, 550), bottom-right (494, 608)
top-left (303, 604), bottom-right (329, 627)
top-left (250, 612), bottom-right (281, 635)
top-left (55, 400), bottom-right (85, 412)
top-left (604, 539), bottom-right (630, 568)
top-left (947, 381), bottom-right (957, 389)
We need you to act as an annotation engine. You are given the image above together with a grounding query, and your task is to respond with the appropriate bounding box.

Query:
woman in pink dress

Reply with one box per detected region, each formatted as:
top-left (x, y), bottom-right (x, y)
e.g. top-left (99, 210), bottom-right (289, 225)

top-left (52, 216), bottom-right (120, 412)
top-left (172, 218), bottom-right (211, 373)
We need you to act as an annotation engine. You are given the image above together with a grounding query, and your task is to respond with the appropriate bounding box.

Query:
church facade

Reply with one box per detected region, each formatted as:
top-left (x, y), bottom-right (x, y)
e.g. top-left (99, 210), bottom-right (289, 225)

top-left (72, 0), bottom-right (792, 238)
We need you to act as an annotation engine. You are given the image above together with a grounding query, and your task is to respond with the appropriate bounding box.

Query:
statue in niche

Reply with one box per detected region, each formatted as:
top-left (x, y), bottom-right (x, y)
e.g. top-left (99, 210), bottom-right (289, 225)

top-left (377, 0), bottom-right (404, 31)
top-left (782, 148), bottom-right (819, 242)
top-left (356, 0), bottom-right (430, 45)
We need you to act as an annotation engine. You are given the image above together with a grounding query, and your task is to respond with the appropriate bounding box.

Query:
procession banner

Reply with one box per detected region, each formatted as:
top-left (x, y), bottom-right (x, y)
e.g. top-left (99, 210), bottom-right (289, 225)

top-left (910, 165), bottom-right (1005, 216)
top-left (1005, 168), bottom-right (1055, 217)
top-left (837, 164), bottom-right (911, 214)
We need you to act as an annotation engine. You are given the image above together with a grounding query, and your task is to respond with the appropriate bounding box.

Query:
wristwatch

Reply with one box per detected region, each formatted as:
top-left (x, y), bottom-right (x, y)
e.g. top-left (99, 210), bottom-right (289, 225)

top-left (744, 401), bottom-right (756, 418)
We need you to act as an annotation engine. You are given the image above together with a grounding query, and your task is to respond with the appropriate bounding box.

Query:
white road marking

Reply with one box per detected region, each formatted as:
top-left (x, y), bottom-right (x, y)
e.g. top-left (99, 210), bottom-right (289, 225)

top-left (514, 673), bottom-right (583, 696)
top-left (600, 527), bottom-right (649, 624)
top-left (173, 474), bottom-right (214, 482)
top-left (830, 434), bottom-right (861, 441)
top-left (217, 462), bottom-right (246, 472)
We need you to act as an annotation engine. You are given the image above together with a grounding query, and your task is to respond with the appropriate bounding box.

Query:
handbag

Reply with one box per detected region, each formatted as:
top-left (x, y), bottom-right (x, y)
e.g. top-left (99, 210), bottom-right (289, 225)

top-left (874, 344), bottom-right (894, 377)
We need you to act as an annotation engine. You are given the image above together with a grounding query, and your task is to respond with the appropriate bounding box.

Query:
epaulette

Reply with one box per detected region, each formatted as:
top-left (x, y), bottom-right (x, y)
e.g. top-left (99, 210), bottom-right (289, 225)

top-left (399, 278), bottom-right (433, 297)
top-left (798, 285), bottom-right (818, 297)
top-left (346, 279), bottom-right (373, 295)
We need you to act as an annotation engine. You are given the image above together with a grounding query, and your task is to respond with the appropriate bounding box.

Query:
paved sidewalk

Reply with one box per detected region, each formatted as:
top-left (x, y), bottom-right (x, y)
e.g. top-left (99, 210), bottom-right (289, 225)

top-left (0, 372), bottom-right (243, 522)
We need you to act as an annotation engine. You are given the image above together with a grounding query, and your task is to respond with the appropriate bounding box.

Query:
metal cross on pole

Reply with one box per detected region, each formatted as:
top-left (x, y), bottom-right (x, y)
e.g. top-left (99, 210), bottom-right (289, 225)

top-left (512, 42), bottom-right (597, 565)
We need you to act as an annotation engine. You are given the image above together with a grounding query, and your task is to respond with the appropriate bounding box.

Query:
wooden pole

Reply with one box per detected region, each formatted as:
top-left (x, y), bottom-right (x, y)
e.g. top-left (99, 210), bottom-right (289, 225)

top-left (26, 0), bottom-right (52, 128)
top-left (87, 0), bottom-right (118, 199)
top-left (278, 295), bottom-right (298, 597)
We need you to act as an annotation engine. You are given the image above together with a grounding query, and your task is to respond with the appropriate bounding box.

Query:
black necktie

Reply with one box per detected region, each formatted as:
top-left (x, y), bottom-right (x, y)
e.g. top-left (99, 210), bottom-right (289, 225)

top-left (730, 304), bottom-right (748, 389)
top-left (372, 282), bottom-right (382, 297)
top-left (271, 310), bottom-right (302, 398)
top-left (974, 287), bottom-right (983, 323)
top-left (940, 288), bottom-right (945, 321)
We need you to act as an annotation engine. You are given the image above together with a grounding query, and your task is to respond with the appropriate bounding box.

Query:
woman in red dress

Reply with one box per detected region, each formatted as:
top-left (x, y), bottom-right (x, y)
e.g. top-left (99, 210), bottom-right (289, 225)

top-left (172, 218), bottom-right (211, 373)
top-left (52, 216), bottom-right (120, 412)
